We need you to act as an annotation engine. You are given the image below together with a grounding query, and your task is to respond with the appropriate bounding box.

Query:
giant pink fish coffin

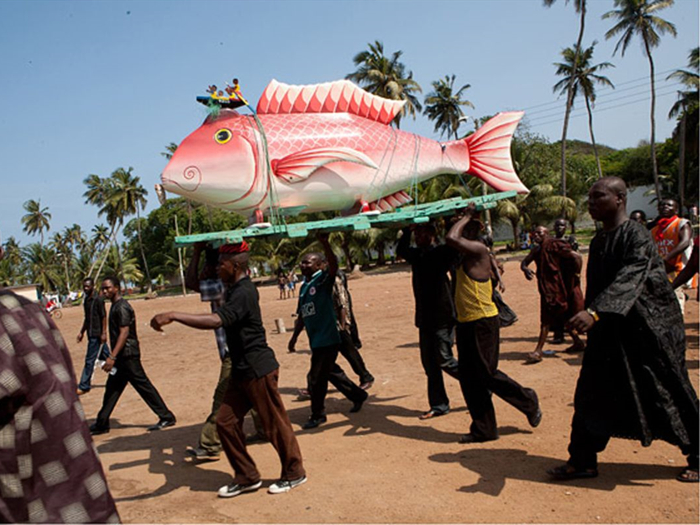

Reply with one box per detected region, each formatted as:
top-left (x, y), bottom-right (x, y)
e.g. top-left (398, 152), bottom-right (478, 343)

top-left (161, 79), bottom-right (527, 223)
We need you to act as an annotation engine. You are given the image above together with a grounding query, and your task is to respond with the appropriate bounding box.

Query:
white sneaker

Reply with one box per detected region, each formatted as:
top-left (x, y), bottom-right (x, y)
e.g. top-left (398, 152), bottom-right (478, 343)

top-left (268, 476), bottom-right (307, 494)
top-left (217, 480), bottom-right (262, 498)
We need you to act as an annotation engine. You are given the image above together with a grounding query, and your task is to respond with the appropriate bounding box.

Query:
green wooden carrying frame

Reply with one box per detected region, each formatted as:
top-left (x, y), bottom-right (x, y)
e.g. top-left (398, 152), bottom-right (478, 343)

top-left (174, 191), bottom-right (516, 247)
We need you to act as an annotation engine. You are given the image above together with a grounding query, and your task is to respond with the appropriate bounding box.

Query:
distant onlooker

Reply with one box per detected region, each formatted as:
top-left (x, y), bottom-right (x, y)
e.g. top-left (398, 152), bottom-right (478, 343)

top-left (651, 198), bottom-right (692, 313)
top-left (629, 209), bottom-right (647, 226)
top-left (277, 272), bottom-right (288, 300)
top-left (76, 277), bottom-right (107, 396)
top-left (287, 270), bottom-right (298, 299)
top-left (521, 226), bottom-right (585, 363)
top-left (553, 218), bottom-right (579, 252)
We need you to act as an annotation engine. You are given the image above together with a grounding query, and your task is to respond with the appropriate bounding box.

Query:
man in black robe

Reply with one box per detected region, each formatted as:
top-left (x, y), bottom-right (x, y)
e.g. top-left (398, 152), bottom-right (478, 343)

top-left (548, 177), bottom-right (699, 483)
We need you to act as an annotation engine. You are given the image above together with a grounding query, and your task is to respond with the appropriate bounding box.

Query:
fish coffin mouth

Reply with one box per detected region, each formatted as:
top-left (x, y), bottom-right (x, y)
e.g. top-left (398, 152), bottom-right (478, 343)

top-left (171, 165), bottom-right (202, 192)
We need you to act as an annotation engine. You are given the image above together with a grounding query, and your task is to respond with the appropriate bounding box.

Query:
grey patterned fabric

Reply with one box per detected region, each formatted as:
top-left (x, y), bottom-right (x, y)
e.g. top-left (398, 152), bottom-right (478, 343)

top-left (0, 290), bottom-right (119, 523)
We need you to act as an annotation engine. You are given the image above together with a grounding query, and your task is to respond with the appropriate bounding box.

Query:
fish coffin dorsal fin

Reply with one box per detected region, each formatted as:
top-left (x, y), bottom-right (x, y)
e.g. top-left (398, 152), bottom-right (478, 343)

top-left (257, 79), bottom-right (406, 125)
top-left (271, 147), bottom-right (378, 183)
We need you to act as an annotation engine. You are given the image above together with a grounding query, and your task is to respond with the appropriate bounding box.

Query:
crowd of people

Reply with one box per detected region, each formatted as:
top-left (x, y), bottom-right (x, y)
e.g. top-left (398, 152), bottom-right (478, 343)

top-left (0, 177), bottom-right (698, 522)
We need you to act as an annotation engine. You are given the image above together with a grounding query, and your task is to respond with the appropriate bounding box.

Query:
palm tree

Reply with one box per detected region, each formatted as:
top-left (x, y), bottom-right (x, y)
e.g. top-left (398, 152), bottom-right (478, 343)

top-left (108, 167), bottom-right (153, 293)
top-left (161, 142), bottom-right (178, 161)
top-left (495, 198), bottom-right (525, 249)
top-left (346, 40), bottom-right (422, 128)
top-left (553, 42), bottom-right (615, 179)
top-left (603, 0), bottom-right (677, 199)
top-left (65, 224), bottom-right (86, 254)
top-left (83, 175), bottom-right (117, 281)
top-left (91, 224), bottom-right (110, 250)
top-left (667, 47), bottom-right (699, 212)
top-left (519, 184), bottom-right (579, 233)
top-left (49, 232), bottom-right (73, 294)
top-left (544, 0), bottom-right (588, 196)
top-left (22, 243), bottom-right (60, 293)
top-left (21, 199), bottom-right (51, 245)
top-left (423, 75), bottom-right (474, 140)
top-left (0, 237), bottom-right (23, 286)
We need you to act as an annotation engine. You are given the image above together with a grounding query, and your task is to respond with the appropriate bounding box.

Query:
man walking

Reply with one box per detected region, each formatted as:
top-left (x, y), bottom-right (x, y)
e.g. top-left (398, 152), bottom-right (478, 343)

top-left (548, 178), bottom-right (698, 483)
top-left (89, 276), bottom-right (176, 435)
top-left (183, 243), bottom-right (264, 461)
top-left (334, 269), bottom-right (374, 390)
top-left (288, 233), bottom-right (368, 430)
top-left (397, 224), bottom-right (460, 420)
top-left (76, 277), bottom-right (107, 395)
top-left (446, 208), bottom-right (541, 443)
top-left (651, 198), bottom-right (693, 313)
top-left (520, 225), bottom-right (585, 363)
top-left (151, 242), bottom-right (306, 497)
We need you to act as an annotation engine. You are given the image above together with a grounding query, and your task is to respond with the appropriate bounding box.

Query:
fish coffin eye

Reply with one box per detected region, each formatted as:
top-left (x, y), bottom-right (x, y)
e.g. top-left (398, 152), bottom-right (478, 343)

top-left (215, 129), bottom-right (232, 144)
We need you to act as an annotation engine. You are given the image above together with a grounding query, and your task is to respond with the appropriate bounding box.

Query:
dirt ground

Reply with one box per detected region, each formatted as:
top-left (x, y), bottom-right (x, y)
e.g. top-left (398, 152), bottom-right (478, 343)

top-left (58, 259), bottom-right (699, 524)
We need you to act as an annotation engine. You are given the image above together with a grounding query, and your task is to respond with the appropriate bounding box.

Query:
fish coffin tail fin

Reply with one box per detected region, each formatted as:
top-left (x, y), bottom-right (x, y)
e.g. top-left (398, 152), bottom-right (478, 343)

top-left (463, 111), bottom-right (528, 194)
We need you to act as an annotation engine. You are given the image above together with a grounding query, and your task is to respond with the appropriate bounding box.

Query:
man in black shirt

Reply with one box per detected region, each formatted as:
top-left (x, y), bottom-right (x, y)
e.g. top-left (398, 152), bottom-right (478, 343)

top-left (76, 278), bottom-right (107, 395)
top-left (151, 242), bottom-right (306, 498)
top-left (89, 276), bottom-right (175, 435)
top-left (397, 224), bottom-right (460, 420)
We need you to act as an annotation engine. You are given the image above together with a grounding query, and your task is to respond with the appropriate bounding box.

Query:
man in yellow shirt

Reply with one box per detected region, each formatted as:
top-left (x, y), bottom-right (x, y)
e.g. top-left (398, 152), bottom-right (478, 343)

top-left (446, 206), bottom-right (542, 444)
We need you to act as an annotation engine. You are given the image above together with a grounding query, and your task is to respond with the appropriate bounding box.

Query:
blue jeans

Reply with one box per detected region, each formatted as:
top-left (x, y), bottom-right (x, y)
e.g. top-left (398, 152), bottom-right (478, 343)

top-left (78, 338), bottom-right (108, 391)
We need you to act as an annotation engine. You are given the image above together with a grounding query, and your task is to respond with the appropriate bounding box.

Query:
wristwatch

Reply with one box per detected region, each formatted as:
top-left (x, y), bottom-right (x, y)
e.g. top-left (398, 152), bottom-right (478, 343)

top-left (586, 308), bottom-right (600, 322)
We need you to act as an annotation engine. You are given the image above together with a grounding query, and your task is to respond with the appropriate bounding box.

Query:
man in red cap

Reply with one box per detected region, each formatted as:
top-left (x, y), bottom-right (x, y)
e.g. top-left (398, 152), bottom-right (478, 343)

top-left (151, 241), bottom-right (306, 498)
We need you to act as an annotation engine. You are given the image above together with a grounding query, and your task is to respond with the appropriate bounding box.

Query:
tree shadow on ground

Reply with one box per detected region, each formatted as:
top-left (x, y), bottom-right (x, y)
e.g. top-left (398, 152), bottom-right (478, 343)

top-left (429, 448), bottom-right (683, 496)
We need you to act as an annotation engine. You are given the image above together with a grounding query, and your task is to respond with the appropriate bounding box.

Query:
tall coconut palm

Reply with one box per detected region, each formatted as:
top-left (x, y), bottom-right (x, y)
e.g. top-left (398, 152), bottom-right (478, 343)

top-left (49, 232), bottom-right (73, 293)
top-left (108, 167), bottom-right (153, 292)
top-left (667, 47), bottom-right (699, 211)
top-left (553, 41), bottom-right (615, 179)
top-left (91, 224), bottom-right (110, 250)
top-left (544, 0), bottom-right (588, 196)
top-left (22, 243), bottom-right (60, 292)
top-left (423, 75), bottom-right (474, 140)
top-left (83, 175), bottom-right (117, 281)
top-left (346, 40), bottom-right (422, 128)
top-left (21, 199), bottom-right (51, 245)
top-left (161, 142), bottom-right (178, 161)
top-left (65, 224), bottom-right (86, 254)
top-left (0, 236), bottom-right (23, 286)
top-left (667, 47), bottom-right (699, 118)
top-left (603, 0), bottom-right (677, 199)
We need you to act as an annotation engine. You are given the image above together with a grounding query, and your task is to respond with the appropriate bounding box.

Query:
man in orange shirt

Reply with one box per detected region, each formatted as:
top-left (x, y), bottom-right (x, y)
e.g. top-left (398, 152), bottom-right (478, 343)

top-left (651, 198), bottom-right (692, 312)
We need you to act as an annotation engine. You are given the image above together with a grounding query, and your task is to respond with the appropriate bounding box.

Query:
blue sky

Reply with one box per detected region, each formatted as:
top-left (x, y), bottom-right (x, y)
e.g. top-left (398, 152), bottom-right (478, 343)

top-left (1, 0), bottom-right (698, 245)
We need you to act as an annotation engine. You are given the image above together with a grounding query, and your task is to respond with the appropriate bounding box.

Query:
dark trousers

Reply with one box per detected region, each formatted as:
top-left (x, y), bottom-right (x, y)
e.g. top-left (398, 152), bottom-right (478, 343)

top-left (456, 316), bottom-right (538, 439)
top-left (94, 356), bottom-right (174, 428)
top-left (338, 330), bottom-right (374, 385)
top-left (418, 326), bottom-right (459, 412)
top-left (199, 356), bottom-right (232, 453)
top-left (216, 369), bottom-right (305, 485)
top-left (309, 344), bottom-right (368, 419)
top-left (78, 338), bottom-right (107, 391)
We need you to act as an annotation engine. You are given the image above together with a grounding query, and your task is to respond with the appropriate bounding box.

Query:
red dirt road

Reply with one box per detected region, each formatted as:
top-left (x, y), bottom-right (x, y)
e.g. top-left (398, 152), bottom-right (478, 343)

top-left (58, 260), bottom-right (699, 523)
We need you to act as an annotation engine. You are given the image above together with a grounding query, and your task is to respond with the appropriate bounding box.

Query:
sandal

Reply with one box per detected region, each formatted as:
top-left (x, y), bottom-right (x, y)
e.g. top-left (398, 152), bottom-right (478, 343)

top-left (547, 464), bottom-right (598, 480)
top-left (525, 351), bottom-right (543, 364)
top-left (419, 409), bottom-right (449, 420)
top-left (677, 468), bottom-right (699, 483)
